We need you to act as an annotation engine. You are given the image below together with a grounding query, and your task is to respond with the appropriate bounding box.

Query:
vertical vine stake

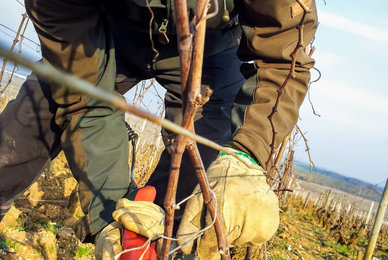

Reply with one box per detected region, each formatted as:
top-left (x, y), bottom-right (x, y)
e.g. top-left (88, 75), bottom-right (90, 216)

top-left (161, 0), bottom-right (230, 259)
top-left (0, 13), bottom-right (28, 88)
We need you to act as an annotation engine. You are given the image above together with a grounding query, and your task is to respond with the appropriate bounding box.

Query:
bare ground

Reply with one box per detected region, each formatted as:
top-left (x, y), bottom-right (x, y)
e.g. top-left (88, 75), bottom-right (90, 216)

top-left (1, 152), bottom-right (387, 259)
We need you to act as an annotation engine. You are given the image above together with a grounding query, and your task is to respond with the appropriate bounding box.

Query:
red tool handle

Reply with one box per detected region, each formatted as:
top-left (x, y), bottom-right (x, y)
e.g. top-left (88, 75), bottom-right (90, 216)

top-left (120, 186), bottom-right (158, 260)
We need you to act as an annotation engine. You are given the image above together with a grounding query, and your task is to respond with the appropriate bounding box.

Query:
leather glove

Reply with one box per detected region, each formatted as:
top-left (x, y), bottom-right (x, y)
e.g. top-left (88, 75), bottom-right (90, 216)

top-left (95, 222), bottom-right (123, 260)
top-left (112, 198), bottom-right (165, 240)
top-left (176, 150), bottom-right (279, 259)
top-left (95, 198), bottom-right (165, 259)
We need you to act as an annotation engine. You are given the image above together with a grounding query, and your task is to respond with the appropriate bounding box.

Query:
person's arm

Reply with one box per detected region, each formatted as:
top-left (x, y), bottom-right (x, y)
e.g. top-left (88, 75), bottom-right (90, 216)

top-left (232, 0), bottom-right (318, 169)
top-left (176, 1), bottom-right (318, 258)
top-left (25, 0), bottom-right (130, 238)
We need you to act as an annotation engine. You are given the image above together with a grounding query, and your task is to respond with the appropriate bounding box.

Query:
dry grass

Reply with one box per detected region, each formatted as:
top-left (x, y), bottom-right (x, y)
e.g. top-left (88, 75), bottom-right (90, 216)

top-left (1, 149), bottom-right (388, 259)
top-left (0, 116), bottom-right (164, 259)
top-left (1, 78), bottom-right (386, 259)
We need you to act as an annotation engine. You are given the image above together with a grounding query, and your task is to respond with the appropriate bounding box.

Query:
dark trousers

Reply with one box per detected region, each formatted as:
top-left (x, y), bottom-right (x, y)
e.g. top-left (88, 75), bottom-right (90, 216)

top-left (1, 0), bottom-right (244, 237)
top-left (2, 0), bottom-right (318, 237)
top-left (0, 45), bottom-right (244, 237)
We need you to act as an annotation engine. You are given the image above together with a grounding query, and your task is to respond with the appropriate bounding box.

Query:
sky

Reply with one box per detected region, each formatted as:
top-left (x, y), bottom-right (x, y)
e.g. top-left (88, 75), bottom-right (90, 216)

top-left (294, 0), bottom-right (388, 186)
top-left (0, 0), bottom-right (387, 186)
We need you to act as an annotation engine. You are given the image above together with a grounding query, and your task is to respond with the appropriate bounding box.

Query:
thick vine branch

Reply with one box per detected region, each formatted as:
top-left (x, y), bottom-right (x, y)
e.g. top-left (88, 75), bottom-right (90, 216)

top-left (160, 0), bottom-right (229, 258)
top-left (0, 46), bottom-right (252, 168)
top-left (295, 124), bottom-right (314, 171)
top-left (265, 7), bottom-right (310, 169)
top-left (275, 150), bottom-right (294, 197)
top-left (268, 133), bottom-right (292, 184)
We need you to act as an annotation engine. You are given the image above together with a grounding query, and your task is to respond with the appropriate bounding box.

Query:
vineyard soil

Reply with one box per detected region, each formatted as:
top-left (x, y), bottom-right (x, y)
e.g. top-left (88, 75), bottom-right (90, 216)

top-left (0, 153), bottom-right (387, 260)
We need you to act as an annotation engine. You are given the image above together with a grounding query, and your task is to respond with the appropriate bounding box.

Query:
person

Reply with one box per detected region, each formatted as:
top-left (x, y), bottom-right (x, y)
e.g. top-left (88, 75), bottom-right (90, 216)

top-left (0, 0), bottom-right (318, 258)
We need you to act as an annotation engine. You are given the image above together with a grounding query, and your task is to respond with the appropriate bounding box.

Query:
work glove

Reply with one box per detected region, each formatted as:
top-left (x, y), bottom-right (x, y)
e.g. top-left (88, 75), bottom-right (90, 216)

top-left (95, 222), bottom-right (122, 260)
top-left (95, 198), bottom-right (165, 260)
top-left (112, 198), bottom-right (165, 240)
top-left (176, 149), bottom-right (279, 259)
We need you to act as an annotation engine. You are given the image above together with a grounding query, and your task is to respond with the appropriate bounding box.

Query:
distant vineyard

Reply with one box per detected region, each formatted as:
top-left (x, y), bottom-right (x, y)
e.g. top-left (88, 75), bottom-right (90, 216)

top-left (294, 165), bottom-right (383, 203)
top-left (293, 182), bottom-right (388, 243)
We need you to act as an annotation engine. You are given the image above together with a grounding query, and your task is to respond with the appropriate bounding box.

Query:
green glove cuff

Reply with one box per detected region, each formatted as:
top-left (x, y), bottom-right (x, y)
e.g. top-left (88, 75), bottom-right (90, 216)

top-left (219, 150), bottom-right (258, 165)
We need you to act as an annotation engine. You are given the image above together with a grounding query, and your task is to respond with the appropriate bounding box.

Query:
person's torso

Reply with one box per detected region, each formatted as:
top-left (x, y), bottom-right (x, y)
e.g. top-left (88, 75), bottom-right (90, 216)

top-left (104, 0), bottom-right (241, 73)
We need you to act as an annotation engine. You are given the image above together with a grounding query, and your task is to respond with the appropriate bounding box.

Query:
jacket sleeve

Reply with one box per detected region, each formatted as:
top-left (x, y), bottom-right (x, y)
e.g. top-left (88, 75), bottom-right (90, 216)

top-left (231, 0), bottom-right (318, 168)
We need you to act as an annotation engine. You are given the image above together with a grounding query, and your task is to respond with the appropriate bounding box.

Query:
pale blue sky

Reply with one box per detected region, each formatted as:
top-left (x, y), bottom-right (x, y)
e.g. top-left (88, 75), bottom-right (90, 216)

top-left (1, 0), bottom-right (387, 185)
top-left (296, 0), bottom-right (388, 185)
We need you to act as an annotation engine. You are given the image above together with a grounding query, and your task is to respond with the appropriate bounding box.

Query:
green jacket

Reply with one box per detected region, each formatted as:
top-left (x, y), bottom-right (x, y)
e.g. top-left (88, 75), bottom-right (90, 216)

top-left (107, 0), bottom-right (241, 71)
top-left (103, 0), bottom-right (237, 35)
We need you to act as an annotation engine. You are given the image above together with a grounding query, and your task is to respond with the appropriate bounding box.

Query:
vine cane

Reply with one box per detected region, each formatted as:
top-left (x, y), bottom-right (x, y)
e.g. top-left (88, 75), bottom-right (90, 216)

top-left (160, 0), bottom-right (230, 258)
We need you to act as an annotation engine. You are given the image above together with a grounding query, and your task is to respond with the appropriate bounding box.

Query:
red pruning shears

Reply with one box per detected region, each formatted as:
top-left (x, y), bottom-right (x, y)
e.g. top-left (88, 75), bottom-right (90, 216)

top-left (120, 186), bottom-right (158, 260)
top-left (122, 123), bottom-right (158, 259)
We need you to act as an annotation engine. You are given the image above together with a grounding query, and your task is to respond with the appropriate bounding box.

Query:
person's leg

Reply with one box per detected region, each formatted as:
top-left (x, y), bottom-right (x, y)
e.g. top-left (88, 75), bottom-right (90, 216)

top-left (231, 0), bottom-right (318, 169)
top-left (0, 16), bottom-right (145, 228)
top-left (0, 74), bottom-right (60, 222)
top-left (148, 45), bottom-right (245, 222)
top-left (25, 0), bottom-right (130, 239)
top-left (0, 71), bottom-right (140, 226)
